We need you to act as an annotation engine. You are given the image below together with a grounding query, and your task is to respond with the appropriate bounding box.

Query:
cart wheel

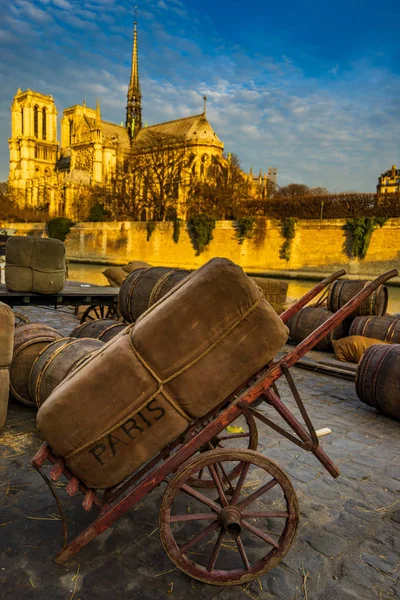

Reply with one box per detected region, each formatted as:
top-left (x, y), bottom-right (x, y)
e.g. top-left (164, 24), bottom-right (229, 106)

top-left (188, 412), bottom-right (258, 488)
top-left (79, 304), bottom-right (120, 323)
top-left (159, 449), bottom-right (299, 586)
top-left (14, 312), bottom-right (30, 327)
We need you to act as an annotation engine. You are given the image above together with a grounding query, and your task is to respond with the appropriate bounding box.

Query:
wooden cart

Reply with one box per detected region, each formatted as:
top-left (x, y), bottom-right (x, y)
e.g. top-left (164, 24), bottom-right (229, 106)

top-left (0, 282), bottom-right (120, 323)
top-left (31, 268), bottom-right (397, 586)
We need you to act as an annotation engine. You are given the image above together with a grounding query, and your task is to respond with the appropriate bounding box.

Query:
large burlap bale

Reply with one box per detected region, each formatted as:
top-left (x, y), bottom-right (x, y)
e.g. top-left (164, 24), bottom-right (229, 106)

top-left (122, 261), bottom-right (151, 273)
top-left (5, 236), bottom-right (66, 294)
top-left (0, 303), bottom-right (14, 367)
top-left (250, 277), bottom-right (288, 314)
top-left (102, 267), bottom-right (127, 287)
top-left (37, 258), bottom-right (289, 489)
top-left (0, 302), bottom-right (14, 430)
top-left (333, 335), bottom-right (390, 364)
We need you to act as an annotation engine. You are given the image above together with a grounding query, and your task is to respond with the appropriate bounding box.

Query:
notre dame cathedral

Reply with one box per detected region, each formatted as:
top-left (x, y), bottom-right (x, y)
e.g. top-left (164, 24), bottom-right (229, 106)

top-left (8, 15), bottom-right (276, 220)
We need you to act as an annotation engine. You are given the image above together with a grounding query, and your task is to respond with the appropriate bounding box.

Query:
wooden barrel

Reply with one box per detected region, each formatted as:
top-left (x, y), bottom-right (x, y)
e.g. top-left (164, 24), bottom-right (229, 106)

top-left (10, 324), bottom-right (62, 406)
top-left (287, 307), bottom-right (346, 351)
top-left (70, 319), bottom-right (127, 342)
top-left (349, 316), bottom-right (400, 344)
top-left (119, 267), bottom-right (190, 323)
top-left (30, 337), bottom-right (104, 408)
top-left (327, 280), bottom-right (388, 318)
top-left (356, 344), bottom-right (400, 420)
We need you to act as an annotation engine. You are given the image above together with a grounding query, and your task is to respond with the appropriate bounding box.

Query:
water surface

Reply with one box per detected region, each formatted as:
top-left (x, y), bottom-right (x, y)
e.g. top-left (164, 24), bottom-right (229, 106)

top-left (68, 262), bottom-right (400, 314)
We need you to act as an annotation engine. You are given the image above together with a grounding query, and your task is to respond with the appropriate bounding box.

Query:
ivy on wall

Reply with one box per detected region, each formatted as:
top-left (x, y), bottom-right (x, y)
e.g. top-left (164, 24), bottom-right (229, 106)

top-left (279, 217), bottom-right (297, 261)
top-left (252, 217), bottom-right (267, 248)
top-left (346, 217), bottom-right (387, 260)
top-left (173, 219), bottom-right (181, 244)
top-left (235, 217), bottom-right (255, 245)
top-left (188, 214), bottom-right (216, 255)
top-left (47, 217), bottom-right (75, 242)
top-left (146, 221), bottom-right (156, 241)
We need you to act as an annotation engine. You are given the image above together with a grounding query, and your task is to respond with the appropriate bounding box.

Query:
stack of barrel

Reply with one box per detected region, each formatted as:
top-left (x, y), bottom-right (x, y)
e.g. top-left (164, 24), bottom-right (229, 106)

top-left (9, 324), bottom-right (105, 409)
top-left (349, 315), bottom-right (400, 421)
top-left (287, 279), bottom-right (389, 351)
top-left (288, 278), bottom-right (400, 421)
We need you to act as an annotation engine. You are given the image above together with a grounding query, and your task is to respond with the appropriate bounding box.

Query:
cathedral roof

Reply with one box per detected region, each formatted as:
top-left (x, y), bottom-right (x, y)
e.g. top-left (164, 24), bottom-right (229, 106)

top-left (101, 120), bottom-right (131, 150)
top-left (135, 114), bottom-right (223, 147)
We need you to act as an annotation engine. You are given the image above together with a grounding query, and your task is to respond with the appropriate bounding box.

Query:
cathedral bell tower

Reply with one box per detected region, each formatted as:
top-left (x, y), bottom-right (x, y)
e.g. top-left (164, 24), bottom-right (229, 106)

top-left (9, 89), bottom-right (58, 207)
top-left (126, 10), bottom-right (142, 139)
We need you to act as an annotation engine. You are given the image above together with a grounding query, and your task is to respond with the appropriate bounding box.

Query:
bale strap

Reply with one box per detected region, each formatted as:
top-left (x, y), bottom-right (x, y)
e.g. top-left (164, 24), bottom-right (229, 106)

top-left (65, 295), bottom-right (262, 460)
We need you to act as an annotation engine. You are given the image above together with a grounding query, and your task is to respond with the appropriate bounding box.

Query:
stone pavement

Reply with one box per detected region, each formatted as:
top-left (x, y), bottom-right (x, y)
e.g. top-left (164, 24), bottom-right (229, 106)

top-left (0, 307), bottom-right (399, 600)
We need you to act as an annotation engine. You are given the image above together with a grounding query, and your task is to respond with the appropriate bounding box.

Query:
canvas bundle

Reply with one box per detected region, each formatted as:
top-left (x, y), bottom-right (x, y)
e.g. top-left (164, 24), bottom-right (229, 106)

top-left (37, 258), bottom-right (289, 489)
top-left (250, 277), bottom-right (288, 314)
top-left (5, 236), bottom-right (66, 294)
top-left (0, 302), bottom-right (14, 430)
top-left (333, 335), bottom-right (390, 363)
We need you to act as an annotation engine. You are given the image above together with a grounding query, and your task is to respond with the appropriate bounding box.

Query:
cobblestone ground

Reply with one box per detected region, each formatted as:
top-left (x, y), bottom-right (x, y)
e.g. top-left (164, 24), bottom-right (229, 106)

top-left (0, 307), bottom-right (399, 600)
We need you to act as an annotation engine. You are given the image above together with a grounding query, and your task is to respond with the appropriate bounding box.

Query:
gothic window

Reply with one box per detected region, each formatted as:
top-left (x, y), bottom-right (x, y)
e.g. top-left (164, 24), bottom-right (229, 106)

top-left (21, 107), bottom-right (24, 135)
top-left (44, 147), bottom-right (48, 160)
top-left (35, 146), bottom-right (38, 159)
top-left (69, 120), bottom-right (73, 145)
top-left (42, 108), bottom-right (47, 140)
top-left (34, 106), bottom-right (39, 138)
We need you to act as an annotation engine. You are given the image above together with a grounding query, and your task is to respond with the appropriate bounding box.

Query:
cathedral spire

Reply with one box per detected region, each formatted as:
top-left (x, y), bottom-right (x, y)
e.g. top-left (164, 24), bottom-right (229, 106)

top-left (126, 7), bottom-right (142, 139)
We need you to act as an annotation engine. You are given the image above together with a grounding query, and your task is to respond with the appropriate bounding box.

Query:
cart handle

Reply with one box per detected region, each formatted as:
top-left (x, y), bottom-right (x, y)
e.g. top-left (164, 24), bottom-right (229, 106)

top-left (280, 269), bottom-right (346, 323)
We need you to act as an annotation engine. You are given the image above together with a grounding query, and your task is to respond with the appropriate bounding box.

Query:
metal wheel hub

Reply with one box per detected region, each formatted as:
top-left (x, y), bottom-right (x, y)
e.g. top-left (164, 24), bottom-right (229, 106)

top-left (218, 506), bottom-right (242, 537)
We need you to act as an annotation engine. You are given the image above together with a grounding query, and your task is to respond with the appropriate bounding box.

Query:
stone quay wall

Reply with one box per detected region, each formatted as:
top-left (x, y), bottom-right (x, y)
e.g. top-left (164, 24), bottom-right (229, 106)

top-left (1, 218), bottom-right (400, 281)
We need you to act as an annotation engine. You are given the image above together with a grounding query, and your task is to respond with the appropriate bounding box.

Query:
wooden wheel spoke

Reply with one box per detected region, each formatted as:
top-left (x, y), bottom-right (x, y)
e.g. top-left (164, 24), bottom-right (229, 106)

top-left (169, 513), bottom-right (217, 523)
top-left (237, 478), bottom-right (278, 510)
top-left (198, 468), bottom-right (205, 480)
top-left (241, 510), bottom-right (289, 519)
top-left (242, 520), bottom-right (280, 549)
top-left (180, 484), bottom-right (221, 513)
top-left (207, 529), bottom-right (225, 572)
top-left (179, 521), bottom-right (219, 555)
top-left (231, 462), bottom-right (251, 505)
top-left (236, 536), bottom-right (251, 571)
top-left (207, 464), bottom-right (229, 507)
top-left (216, 461), bottom-right (235, 493)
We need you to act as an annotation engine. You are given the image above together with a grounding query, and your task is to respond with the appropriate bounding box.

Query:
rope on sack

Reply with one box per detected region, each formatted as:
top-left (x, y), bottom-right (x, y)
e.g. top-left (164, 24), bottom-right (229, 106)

top-left (66, 295), bottom-right (262, 459)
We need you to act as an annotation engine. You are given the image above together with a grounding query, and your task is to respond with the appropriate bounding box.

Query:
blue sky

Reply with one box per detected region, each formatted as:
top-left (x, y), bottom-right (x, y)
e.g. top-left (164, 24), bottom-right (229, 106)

top-left (0, 0), bottom-right (399, 191)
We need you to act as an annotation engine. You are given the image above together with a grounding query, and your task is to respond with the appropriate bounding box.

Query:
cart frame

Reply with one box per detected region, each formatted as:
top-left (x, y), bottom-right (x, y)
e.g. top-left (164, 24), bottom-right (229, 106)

top-left (31, 268), bottom-right (398, 583)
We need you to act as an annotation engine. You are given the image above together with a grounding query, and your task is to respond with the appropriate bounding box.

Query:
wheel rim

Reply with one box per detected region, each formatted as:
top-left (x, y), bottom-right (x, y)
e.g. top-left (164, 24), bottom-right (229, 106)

top-left (159, 449), bottom-right (299, 586)
top-left (188, 413), bottom-right (258, 488)
top-left (80, 305), bottom-right (119, 323)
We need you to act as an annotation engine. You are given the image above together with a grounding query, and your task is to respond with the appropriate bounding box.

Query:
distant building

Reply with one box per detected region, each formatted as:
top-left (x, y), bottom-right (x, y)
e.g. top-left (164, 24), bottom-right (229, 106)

top-left (377, 165), bottom-right (400, 194)
top-left (8, 13), bottom-right (275, 220)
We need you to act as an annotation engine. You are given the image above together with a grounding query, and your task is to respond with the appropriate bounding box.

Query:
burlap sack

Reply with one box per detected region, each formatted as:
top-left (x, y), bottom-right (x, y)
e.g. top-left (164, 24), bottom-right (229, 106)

top-left (122, 261), bottom-right (151, 273)
top-left (0, 302), bottom-right (14, 367)
top-left (250, 277), bottom-right (288, 314)
top-left (5, 237), bottom-right (66, 294)
top-left (102, 267), bottom-right (127, 287)
top-left (333, 335), bottom-right (390, 363)
top-left (0, 302), bottom-right (14, 431)
top-left (37, 258), bottom-right (289, 489)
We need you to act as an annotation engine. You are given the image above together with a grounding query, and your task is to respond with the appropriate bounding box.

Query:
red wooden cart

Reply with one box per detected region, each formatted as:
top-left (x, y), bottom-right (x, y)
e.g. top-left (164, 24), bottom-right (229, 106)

top-left (31, 268), bottom-right (397, 586)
